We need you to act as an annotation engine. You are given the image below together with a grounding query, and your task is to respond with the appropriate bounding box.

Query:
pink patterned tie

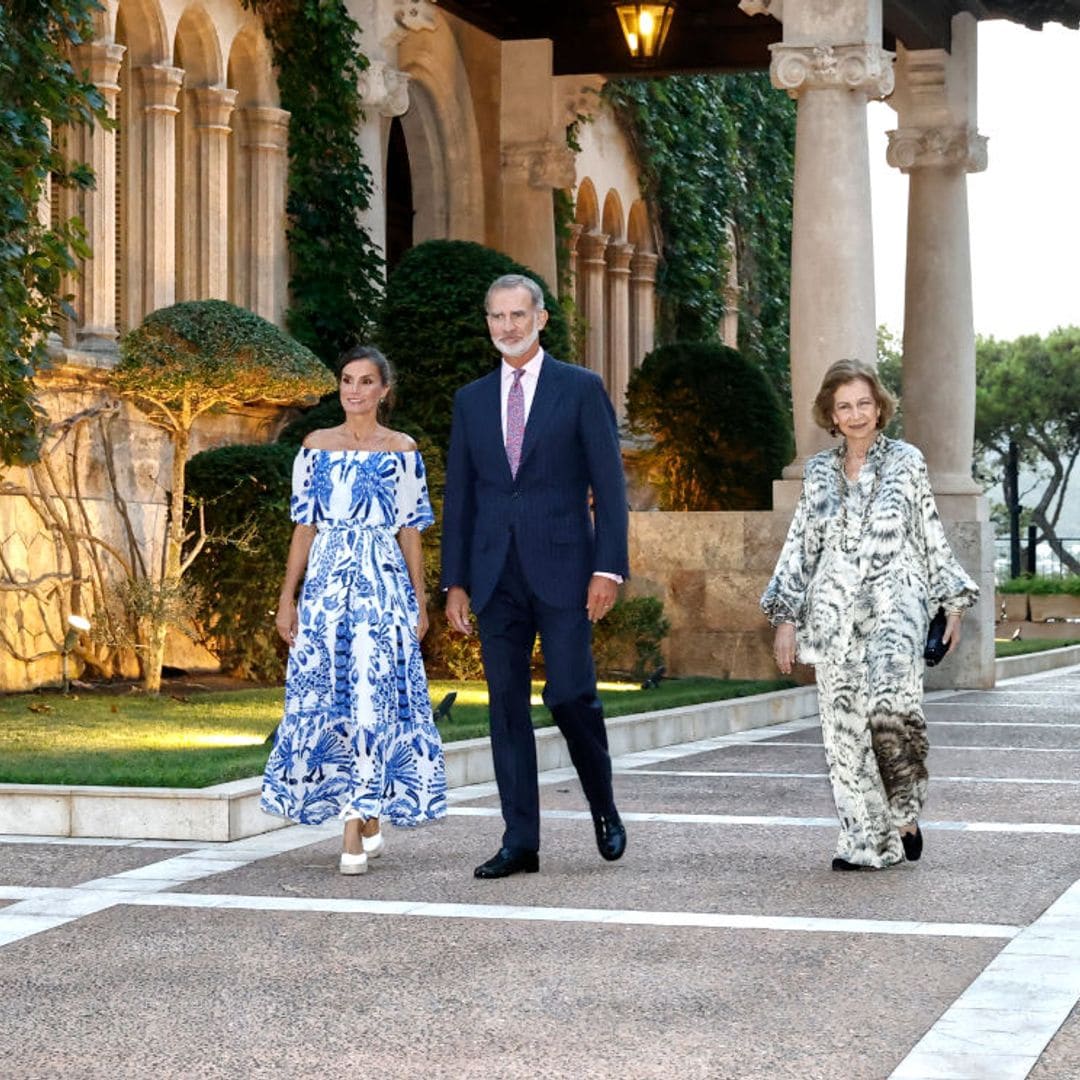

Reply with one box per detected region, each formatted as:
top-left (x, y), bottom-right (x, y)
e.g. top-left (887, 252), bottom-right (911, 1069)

top-left (506, 369), bottom-right (525, 477)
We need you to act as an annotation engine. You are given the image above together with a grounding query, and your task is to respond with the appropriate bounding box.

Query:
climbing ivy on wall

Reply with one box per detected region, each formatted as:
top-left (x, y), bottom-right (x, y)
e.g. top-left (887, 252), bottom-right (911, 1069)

top-left (247, 0), bottom-right (384, 367)
top-left (604, 73), bottom-right (796, 393)
top-left (0, 0), bottom-right (108, 466)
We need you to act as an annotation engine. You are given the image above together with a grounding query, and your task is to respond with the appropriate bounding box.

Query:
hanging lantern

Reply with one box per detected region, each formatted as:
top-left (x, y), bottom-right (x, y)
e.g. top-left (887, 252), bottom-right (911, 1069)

top-left (612, 3), bottom-right (676, 65)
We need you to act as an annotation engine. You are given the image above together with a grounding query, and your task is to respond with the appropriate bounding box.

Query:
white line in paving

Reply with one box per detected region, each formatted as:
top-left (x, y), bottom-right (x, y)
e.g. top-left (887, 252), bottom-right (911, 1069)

top-left (122, 889), bottom-right (1021, 940)
top-left (622, 768), bottom-right (1080, 787)
top-left (731, 741), bottom-right (1080, 754)
top-left (928, 720), bottom-right (1078, 728)
top-left (890, 875), bottom-right (1080, 1080)
top-left (0, 821), bottom-right (339, 949)
top-left (445, 806), bottom-right (1080, 835)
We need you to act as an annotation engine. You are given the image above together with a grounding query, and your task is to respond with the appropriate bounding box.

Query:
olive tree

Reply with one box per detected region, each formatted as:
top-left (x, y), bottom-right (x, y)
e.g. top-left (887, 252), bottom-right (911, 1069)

top-left (113, 300), bottom-right (334, 691)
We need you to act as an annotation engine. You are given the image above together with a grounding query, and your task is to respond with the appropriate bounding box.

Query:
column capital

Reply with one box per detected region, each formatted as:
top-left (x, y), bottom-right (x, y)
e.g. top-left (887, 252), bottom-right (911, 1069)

top-left (138, 65), bottom-right (184, 112)
top-left (502, 140), bottom-right (576, 190)
top-left (606, 241), bottom-right (634, 274)
top-left (567, 222), bottom-right (584, 250)
top-left (357, 60), bottom-right (410, 118)
top-left (71, 41), bottom-right (125, 96)
top-left (630, 250), bottom-right (658, 282)
top-left (886, 126), bottom-right (987, 174)
top-left (738, 0), bottom-right (783, 19)
top-left (578, 231), bottom-right (610, 262)
top-left (769, 42), bottom-right (894, 99)
top-left (240, 106), bottom-right (291, 150)
top-left (192, 86), bottom-right (238, 132)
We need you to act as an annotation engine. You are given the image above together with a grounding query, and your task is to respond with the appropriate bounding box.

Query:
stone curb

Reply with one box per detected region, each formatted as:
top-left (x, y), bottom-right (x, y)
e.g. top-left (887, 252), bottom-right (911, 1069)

top-left (0, 685), bottom-right (819, 843)
top-left (2, 647), bottom-right (1076, 844)
top-left (994, 643), bottom-right (1080, 681)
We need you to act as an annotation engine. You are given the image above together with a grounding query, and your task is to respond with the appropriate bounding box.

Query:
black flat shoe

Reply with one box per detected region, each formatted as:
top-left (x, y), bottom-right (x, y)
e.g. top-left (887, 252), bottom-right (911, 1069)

top-left (474, 847), bottom-right (539, 879)
top-left (901, 824), bottom-right (923, 862)
top-left (832, 857), bottom-right (874, 871)
top-left (593, 811), bottom-right (627, 862)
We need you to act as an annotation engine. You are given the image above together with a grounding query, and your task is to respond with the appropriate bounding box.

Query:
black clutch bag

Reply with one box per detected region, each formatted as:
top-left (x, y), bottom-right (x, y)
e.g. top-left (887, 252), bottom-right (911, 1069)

top-left (924, 606), bottom-right (949, 667)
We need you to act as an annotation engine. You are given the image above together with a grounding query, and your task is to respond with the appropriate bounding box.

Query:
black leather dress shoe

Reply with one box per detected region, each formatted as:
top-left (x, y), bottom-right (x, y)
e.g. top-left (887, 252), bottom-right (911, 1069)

top-left (593, 812), bottom-right (626, 862)
top-left (473, 847), bottom-right (539, 879)
top-left (901, 824), bottom-right (923, 862)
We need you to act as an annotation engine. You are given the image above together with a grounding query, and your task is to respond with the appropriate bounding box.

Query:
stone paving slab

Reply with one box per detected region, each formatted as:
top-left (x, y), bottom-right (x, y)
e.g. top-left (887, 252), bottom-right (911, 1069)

top-left (0, 842), bottom-right (182, 889)
top-left (1028, 1003), bottom-right (1080, 1079)
top-left (0, 903), bottom-right (1002, 1080)
top-left (160, 812), bottom-right (1078, 929)
top-left (635, 743), bottom-right (1080, 782)
top-left (773, 725), bottom-right (1080, 750)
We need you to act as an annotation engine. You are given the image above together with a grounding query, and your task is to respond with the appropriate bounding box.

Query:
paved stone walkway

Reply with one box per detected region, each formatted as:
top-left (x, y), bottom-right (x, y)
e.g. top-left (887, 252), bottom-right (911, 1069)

top-left (1, 664), bottom-right (1078, 1079)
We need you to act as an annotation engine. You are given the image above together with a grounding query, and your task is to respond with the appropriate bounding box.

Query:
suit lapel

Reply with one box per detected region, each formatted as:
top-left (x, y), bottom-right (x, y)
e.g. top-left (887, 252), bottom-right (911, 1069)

top-left (518, 353), bottom-right (561, 473)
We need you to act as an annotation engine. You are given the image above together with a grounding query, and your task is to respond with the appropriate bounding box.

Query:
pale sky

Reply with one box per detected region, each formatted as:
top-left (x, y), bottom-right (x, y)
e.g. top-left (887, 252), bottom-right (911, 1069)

top-left (869, 20), bottom-right (1080, 342)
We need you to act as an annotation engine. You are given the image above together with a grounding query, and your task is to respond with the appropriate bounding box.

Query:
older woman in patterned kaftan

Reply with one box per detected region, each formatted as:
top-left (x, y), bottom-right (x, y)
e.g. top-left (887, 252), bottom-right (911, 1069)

top-left (261, 346), bottom-right (446, 875)
top-left (762, 359), bottom-right (978, 871)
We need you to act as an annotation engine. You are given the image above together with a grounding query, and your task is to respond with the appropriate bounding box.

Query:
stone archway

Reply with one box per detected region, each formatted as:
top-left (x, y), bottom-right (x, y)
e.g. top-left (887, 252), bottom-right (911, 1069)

top-left (384, 115), bottom-right (415, 272)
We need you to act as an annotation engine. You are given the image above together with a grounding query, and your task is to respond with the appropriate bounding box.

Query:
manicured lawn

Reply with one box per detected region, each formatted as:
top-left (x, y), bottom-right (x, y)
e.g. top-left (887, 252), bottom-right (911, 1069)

top-left (0, 676), bottom-right (795, 789)
top-left (995, 638), bottom-right (1080, 658)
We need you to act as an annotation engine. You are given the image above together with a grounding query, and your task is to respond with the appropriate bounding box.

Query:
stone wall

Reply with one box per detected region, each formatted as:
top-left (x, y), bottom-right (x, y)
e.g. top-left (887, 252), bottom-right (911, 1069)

top-left (0, 362), bottom-right (294, 692)
top-left (626, 511), bottom-right (790, 682)
top-left (628, 509), bottom-right (995, 689)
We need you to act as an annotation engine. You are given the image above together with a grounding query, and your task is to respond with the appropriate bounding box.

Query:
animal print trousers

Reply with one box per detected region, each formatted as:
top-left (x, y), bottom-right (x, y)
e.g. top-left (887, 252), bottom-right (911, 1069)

top-left (816, 653), bottom-right (929, 869)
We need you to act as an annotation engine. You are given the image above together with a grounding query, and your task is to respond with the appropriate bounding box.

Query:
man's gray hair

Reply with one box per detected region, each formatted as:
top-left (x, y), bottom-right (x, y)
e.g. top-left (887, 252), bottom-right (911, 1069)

top-left (485, 274), bottom-right (545, 313)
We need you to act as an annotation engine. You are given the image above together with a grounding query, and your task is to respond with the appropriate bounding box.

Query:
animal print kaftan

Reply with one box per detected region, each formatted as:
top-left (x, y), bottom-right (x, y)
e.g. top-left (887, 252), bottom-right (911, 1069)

top-left (761, 436), bottom-right (978, 867)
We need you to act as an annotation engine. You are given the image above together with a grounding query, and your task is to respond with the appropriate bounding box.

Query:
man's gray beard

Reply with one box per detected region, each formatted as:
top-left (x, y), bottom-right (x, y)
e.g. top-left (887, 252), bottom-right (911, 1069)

top-left (492, 327), bottom-right (539, 359)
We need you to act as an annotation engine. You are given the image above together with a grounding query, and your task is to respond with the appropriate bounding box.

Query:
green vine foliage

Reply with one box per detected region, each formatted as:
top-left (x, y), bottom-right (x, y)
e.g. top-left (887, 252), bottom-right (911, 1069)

top-left (604, 73), bottom-right (796, 395)
top-left (0, 0), bottom-right (108, 465)
top-left (246, 0), bottom-right (384, 367)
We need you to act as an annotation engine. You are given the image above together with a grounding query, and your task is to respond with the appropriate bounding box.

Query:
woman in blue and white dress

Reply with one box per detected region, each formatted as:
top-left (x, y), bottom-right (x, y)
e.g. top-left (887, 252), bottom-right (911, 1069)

top-left (261, 346), bottom-right (447, 874)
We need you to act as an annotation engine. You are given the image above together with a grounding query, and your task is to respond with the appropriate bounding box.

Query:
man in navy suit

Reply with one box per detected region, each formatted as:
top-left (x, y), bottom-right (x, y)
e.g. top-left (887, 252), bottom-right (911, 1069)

top-left (441, 274), bottom-right (630, 878)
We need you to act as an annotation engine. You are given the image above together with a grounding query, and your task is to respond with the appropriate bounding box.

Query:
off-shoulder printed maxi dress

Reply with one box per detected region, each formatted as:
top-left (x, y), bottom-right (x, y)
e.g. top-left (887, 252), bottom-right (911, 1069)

top-left (761, 437), bottom-right (978, 868)
top-left (261, 449), bottom-right (447, 828)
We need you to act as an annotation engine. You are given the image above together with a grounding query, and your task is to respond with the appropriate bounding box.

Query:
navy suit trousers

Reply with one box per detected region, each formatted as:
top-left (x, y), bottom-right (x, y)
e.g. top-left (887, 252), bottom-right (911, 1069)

top-left (476, 541), bottom-right (615, 853)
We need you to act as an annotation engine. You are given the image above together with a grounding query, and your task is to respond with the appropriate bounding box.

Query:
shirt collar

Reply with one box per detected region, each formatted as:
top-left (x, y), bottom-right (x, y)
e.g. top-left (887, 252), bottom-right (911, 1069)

top-left (502, 345), bottom-right (544, 381)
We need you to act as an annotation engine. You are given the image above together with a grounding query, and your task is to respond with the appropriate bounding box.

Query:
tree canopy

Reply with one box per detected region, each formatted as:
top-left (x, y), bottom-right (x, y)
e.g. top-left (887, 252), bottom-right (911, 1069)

top-left (0, 0), bottom-right (108, 466)
top-left (975, 327), bottom-right (1080, 574)
top-left (114, 299), bottom-right (334, 429)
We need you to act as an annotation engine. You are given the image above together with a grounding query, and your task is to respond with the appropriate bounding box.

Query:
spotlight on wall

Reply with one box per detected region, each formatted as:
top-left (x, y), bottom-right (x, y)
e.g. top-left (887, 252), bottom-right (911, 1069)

top-left (612, 3), bottom-right (676, 65)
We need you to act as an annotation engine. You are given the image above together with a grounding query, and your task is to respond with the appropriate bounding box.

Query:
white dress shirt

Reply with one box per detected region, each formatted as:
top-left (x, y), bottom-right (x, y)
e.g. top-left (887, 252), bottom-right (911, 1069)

top-left (497, 345), bottom-right (622, 585)
top-left (499, 345), bottom-right (544, 440)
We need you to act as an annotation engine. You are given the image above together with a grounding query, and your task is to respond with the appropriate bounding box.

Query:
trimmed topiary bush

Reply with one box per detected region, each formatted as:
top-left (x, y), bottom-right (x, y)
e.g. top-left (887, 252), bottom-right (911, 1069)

top-left (377, 240), bottom-right (570, 445)
top-left (626, 341), bottom-right (792, 510)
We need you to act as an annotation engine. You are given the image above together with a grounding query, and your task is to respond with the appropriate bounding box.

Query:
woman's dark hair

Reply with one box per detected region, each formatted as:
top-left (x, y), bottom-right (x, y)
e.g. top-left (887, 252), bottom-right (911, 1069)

top-left (335, 345), bottom-right (394, 411)
top-left (812, 358), bottom-right (897, 436)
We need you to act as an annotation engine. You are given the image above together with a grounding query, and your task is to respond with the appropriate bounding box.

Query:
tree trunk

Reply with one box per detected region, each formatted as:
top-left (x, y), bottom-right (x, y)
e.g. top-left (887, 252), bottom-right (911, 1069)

top-left (142, 422), bottom-right (190, 692)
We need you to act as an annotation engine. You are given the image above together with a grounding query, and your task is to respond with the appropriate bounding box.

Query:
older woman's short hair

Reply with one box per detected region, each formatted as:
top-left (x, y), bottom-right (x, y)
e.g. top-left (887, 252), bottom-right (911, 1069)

top-left (812, 358), bottom-right (897, 435)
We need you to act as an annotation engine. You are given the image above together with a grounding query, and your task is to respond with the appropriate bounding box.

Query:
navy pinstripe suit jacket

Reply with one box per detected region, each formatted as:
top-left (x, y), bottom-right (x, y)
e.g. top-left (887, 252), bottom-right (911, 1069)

top-left (440, 353), bottom-right (629, 613)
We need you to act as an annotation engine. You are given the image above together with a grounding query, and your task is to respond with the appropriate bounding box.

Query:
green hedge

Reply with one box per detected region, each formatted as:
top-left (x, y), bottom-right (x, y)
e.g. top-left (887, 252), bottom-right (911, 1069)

top-left (185, 442), bottom-right (298, 681)
top-left (626, 340), bottom-right (792, 510)
top-left (378, 240), bottom-right (570, 445)
top-left (998, 574), bottom-right (1080, 596)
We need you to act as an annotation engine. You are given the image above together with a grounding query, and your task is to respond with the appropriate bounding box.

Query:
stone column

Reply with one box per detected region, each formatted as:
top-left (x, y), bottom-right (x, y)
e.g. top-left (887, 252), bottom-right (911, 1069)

top-left (239, 107), bottom-right (290, 324)
top-left (138, 64), bottom-right (184, 316)
top-left (630, 250), bottom-right (658, 367)
top-left (192, 87), bottom-right (238, 299)
top-left (578, 231), bottom-right (609, 379)
top-left (887, 13), bottom-right (994, 689)
top-left (499, 40), bottom-right (575, 290)
top-left (605, 241), bottom-right (634, 415)
top-left (566, 222), bottom-right (583, 300)
top-left (763, 0), bottom-right (893, 506)
top-left (70, 42), bottom-right (125, 350)
top-left (888, 20), bottom-right (984, 497)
